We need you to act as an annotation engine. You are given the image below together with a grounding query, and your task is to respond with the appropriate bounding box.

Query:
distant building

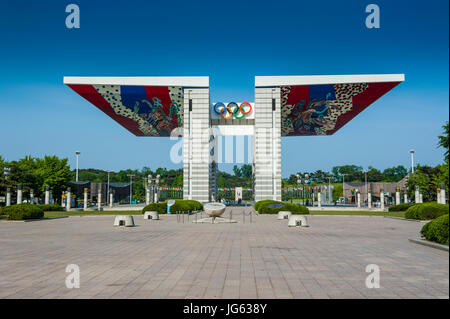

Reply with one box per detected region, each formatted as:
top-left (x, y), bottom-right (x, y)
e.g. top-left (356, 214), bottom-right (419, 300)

top-left (69, 181), bottom-right (131, 204)
top-left (343, 176), bottom-right (408, 205)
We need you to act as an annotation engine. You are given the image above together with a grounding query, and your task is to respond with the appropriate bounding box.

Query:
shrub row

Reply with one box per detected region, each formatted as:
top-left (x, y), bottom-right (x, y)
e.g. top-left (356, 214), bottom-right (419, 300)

top-left (404, 203), bottom-right (449, 220)
top-left (1, 204), bottom-right (44, 220)
top-left (388, 203), bottom-right (416, 212)
top-left (420, 214), bottom-right (449, 245)
top-left (37, 203), bottom-right (64, 211)
top-left (254, 200), bottom-right (309, 215)
top-left (142, 200), bottom-right (203, 214)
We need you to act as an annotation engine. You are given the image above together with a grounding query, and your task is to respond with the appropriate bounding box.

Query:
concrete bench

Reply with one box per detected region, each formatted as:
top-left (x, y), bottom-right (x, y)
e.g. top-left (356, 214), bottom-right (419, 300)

top-left (113, 215), bottom-right (135, 227)
top-left (277, 211), bottom-right (292, 220)
top-left (288, 215), bottom-right (309, 227)
top-left (144, 211), bottom-right (159, 220)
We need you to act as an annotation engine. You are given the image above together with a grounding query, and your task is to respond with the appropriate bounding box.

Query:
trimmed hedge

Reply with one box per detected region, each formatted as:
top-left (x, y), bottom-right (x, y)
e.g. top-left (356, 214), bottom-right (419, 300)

top-left (2, 204), bottom-right (44, 220)
top-left (388, 203), bottom-right (416, 212)
top-left (405, 203), bottom-right (449, 220)
top-left (37, 204), bottom-right (64, 211)
top-left (420, 214), bottom-right (449, 245)
top-left (254, 200), bottom-right (309, 215)
top-left (142, 200), bottom-right (203, 214)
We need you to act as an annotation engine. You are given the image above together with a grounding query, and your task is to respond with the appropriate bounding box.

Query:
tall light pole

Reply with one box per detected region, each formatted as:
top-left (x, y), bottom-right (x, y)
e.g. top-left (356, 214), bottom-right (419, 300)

top-left (75, 151), bottom-right (81, 182)
top-left (409, 150), bottom-right (415, 173)
top-left (127, 174), bottom-right (135, 205)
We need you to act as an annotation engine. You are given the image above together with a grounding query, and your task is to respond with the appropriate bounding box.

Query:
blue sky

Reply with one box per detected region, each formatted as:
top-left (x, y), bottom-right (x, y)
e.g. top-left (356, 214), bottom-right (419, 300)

top-left (0, 0), bottom-right (448, 177)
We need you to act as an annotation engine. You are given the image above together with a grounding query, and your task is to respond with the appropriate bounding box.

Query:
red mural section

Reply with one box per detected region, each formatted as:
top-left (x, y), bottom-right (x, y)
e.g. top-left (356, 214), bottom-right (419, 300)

top-left (279, 81), bottom-right (401, 136)
top-left (67, 84), bottom-right (184, 136)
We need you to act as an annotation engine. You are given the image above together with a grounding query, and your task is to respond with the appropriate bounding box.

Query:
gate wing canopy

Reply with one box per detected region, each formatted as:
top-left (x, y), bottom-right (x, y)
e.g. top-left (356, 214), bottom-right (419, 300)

top-left (64, 76), bottom-right (209, 136)
top-left (255, 74), bottom-right (405, 136)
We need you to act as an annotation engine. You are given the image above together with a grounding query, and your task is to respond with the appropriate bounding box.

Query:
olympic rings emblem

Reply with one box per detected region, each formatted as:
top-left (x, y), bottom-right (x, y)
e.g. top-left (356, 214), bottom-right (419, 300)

top-left (214, 102), bottom-right (252, 119)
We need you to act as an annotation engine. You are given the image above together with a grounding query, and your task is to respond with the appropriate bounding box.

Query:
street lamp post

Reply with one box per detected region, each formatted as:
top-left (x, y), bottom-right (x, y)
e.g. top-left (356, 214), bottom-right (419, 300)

top-left (409, 150), bottom-right (415, 174)
top-left (127, 174), bottom-right (135, 205)
top-left (296, 174), bottom-right (300, 203)
top-left (75, 151), bottom-right (81, 182)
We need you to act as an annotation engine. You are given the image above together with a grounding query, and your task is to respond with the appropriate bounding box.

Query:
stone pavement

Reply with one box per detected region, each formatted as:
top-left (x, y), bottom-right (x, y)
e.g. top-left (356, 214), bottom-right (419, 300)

top-left (0, 207), bottom-right (448, 299)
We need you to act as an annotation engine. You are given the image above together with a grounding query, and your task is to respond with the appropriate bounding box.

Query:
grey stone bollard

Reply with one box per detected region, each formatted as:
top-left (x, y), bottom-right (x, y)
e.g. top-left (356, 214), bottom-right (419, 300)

top-left (146, 188), bottom-right (150, 205)
top-left (380, 191), bottom-right (385, 210)
top-left (318, 192), bottom-right (322, 208)
top-left (395, 191), bottom-right (401, 205)
top-left (357, 193), bottom-right (361, 208)
top-left (441, 189), bottom-right (446, 204)
top-left (83, 188), bottom-right (88, 211)
top-left (45, 188), bottom-right (50, 205)
top-left (29, 189), bottom-right (34, 204)
top-left (66, 190), bottom-right (71, 211)
top-left (404, 193), bottom-right (408, 204)
top-left (6, 188), bottom-right (11, 206)
top-left (17, 185), bottom-right (23, 204)
top-left (97, 189), bottom-right (102, 211)
top-left (109, 192), bottom-right (113, 208)
top-left (368, 192), bottom-right (372, 208)
top-left (415, 188), bottom-right (420, 203)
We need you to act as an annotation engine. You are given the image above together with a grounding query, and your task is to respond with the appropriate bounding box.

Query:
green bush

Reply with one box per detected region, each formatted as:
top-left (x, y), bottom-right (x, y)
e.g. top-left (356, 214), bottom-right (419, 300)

top-left (37, 203), bottom-right (64, 211)
top-left (254, 200), bottom-right (279, 212)
top-left (255, 200), bottom-right (309, 215)
top-left (142, 200), bottom-right (203, 214)
top-left (421, 214), bottom-right (449, 245)
top-left (388, 203), bottom-right (416, 212)
top-left (405, 203), bottom-right (449, 220)
top-left (2, 204), bottom-right (44, 220)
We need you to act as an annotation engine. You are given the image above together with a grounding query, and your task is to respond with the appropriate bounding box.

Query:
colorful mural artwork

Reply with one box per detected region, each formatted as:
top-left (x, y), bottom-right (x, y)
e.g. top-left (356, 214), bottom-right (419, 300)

top-left (279, 81), bottom-right (401, 136)
top-left (67, 84), bottom-right (184, 136)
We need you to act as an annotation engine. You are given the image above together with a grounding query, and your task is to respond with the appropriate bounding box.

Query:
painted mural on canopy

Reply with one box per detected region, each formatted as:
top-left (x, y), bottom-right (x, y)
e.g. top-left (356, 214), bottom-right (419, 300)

top-left (279, 81), bottom-right (401, 136)
top-left (67, 84), bottom-right (184, 136)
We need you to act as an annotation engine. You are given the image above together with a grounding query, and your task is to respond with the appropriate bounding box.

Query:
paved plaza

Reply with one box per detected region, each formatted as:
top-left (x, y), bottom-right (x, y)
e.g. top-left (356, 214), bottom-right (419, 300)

top-left (0, 208), bottom-right (448, 299)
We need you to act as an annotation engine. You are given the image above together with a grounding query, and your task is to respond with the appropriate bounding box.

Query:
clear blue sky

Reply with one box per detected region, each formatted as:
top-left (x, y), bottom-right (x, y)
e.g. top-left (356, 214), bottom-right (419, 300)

top-left (0, 0), bottom-right (448, 177)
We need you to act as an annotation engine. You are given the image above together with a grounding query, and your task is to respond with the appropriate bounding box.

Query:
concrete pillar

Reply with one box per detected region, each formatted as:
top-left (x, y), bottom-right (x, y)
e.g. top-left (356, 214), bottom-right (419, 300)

top-left (380, 191), bottom-right (385, 210)
top-left (419, 192), bottom-right (423, 203)
top-left (154, 188), bottom-right (159, 203)
top-left (368, 192), bottom-right (372, 208)
top-left (318, 192), bottom-right (322, 208)
top-left (253, 87), bottom-right (282, 202)
top-left (415, 188), bottom-right (420, 203)
top-left (404, 193), bottom-right (408, 204)
top-left (437, 189), bottom-right (442, 204)
top-left (66, 189), bottom-right (71, 211)
top-left (395, 191), bottom-right (400, 205)
top-left (357, 192), bottom-right (361, 208)
top-left (17, 184), bottom-right (22, 204)
top-left (109, 192), bottom-right (113, 208)
top-left (97, 188), bottom-right (102, 211)
top-left (49, 191), bottom-right (53, 204)
top-left (182, 87), bottom-right (212, 202)
top-left (6, 188), bottom-right (11, 206)
top-left (441, 189), bottom-right (446, 204)
top-left (44, 186), bottom-right (50, 205)
top-left (83, 188), bottom-right (88, 211)
top-left (29, 189), bottom-right (34, 204)
top-left (146, 187), bottom-right (150, 205)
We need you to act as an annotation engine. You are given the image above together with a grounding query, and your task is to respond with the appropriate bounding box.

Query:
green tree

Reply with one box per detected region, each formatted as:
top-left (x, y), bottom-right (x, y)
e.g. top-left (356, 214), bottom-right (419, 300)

top-left (438, 121), bottom-right (449, 161)
top-left (240, 164), bottom-right (252, 178)
top-left (382, 165), bottom-right (408, 182)
top-left (232, 165), bottom-right (242, 177)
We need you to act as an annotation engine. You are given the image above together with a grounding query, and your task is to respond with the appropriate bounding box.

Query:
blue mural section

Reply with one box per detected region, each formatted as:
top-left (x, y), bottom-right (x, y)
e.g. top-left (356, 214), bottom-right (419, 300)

top-left (120, 86), bottom-right (153, 115)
